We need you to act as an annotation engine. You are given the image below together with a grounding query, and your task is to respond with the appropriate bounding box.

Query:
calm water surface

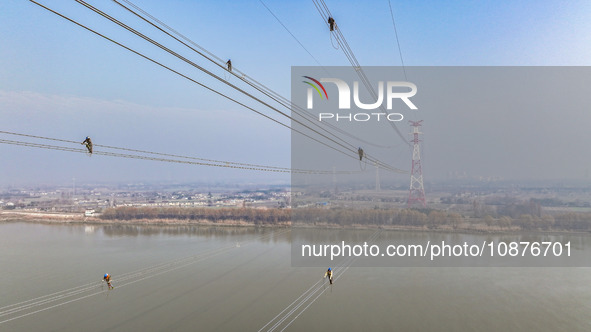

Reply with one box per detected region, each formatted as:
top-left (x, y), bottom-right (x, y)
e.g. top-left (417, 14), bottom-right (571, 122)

top-left (1, 222), bottom-right (590, 331)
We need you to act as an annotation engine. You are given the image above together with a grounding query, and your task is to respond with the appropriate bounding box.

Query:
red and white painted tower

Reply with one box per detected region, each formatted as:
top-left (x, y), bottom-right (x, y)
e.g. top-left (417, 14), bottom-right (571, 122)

top-left (408, 120), bottom-right (426, 207)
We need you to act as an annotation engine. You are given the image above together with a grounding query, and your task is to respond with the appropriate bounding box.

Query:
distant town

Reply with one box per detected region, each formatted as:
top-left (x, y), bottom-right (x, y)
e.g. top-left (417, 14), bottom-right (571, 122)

top-left (0, 183), bottom-right (291, 215)
top-left (2, 181), bottom-right (591, 231)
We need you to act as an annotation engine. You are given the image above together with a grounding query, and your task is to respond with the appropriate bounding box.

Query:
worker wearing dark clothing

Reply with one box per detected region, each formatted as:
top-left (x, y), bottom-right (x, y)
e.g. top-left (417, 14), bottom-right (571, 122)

top-left (82, 136), bottom-right (93, 154)
top-left (328, 17), bottom-right (335, 31)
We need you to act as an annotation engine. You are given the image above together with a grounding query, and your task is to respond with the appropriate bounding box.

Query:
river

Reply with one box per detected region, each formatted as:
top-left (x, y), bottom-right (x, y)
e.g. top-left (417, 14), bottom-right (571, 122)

top-left (1, 222), bottom-right (590, 331)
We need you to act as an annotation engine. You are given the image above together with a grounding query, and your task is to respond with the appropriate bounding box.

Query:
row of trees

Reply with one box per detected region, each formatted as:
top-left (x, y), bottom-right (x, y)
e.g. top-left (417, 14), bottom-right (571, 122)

top-left (100, 207), bottom-right (290, 225)
top-left (472, 198), bottom-right (543, 218)
top-left (481, 213), bottom-right (591, 230)
top-left (295, 207), bottom-right (591, 231)
top-left (99, 206), bottom-right (591, 231)
top-left (294, 208), bottom-right (441, 227)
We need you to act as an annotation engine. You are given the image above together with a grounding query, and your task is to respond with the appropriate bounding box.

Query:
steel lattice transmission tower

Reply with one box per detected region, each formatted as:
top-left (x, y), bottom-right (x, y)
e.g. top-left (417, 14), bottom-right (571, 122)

top-left (408, 120), bottom-right (426, 207)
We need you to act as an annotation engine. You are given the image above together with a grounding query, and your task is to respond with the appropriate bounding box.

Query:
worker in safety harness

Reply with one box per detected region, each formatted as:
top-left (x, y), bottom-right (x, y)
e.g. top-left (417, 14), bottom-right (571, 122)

top-left (103, 273), bottom-right (114, 289)
top-left (324, 267), bottom-right (333, 284)
top-left (81, 136), bottom-right (93, 154)
top-left (328, 17), bottom-right (335, 31)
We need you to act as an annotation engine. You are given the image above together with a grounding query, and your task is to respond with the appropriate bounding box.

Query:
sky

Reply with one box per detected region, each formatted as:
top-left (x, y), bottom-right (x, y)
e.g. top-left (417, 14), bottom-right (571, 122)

top-left (1, 0), bottom-right (591, 186)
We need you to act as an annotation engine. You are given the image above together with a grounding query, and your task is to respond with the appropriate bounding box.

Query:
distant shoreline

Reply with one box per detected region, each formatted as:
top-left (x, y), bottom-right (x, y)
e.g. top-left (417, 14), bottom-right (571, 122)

top-left (0, 211), bottom-right (286, 227)
top-left (2, 210), bottom-right (590, 236)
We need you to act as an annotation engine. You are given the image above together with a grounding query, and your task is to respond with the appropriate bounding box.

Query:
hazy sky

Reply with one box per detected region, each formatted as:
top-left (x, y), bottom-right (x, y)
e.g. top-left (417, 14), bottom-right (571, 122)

top-left (1, 0), bottom-right (591, 186)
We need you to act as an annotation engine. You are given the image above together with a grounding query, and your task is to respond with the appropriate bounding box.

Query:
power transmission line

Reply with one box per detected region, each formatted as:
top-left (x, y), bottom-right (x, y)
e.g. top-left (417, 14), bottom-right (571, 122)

top-left (26, 0), bottom-right (406, 173)
top-left (28, 0), bottom-right (392, 172)
top-left (32, 0), bottom-right (405, 173)
top-left (258, 0), bottom-right (326, 70)
top-left (110, 0), bottom-right (352, 152)
top-left (387, 0), bottom-right (408, 81)
top-left (72, 0), bottom-right (403, 172)
top-left (311, 0), bottom-right (411, 147)
top-left (0, 131), bottom-right (365, 174)
top-left (114, 0), bottom-right (397, 151)
top-left (253, 0), bottom-right (395, 149)
top-left (112, 0), bottom-right (398, 153)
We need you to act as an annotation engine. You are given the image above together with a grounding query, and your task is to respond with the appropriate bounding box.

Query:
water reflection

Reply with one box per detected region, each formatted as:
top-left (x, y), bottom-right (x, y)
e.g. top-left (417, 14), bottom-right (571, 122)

top-left (99, 224), bottom-right (292, 243)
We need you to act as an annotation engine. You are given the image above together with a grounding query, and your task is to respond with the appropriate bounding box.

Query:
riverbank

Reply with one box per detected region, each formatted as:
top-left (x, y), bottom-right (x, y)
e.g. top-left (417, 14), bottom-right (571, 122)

top-left (2, 210), bottom-right (590, 235)
top-left (0, 211), bottom-right (288, 227)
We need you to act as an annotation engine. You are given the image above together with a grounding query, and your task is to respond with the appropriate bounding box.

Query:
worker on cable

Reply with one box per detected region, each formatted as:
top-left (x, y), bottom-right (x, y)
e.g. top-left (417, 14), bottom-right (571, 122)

top-left (328, 17), bottom-right (335, 31)
top-left (226, 59), bottom-right (232, 72)
top-left (358, 147), bottom-right (364, 161)
top-left (103, 273), bottom-right (114, 289)
top-left (81, 136), bottom-right (93, 154)
top-left (324, 267), bottom-right (333, 284)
